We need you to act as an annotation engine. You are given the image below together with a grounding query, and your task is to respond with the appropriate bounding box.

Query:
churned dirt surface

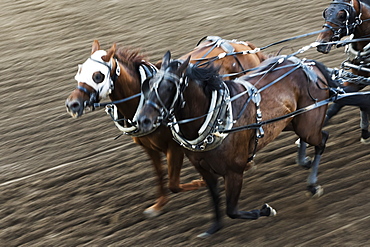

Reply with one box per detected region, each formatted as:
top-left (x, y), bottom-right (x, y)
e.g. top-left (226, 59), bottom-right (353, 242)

top-left (0, 0), bottom-right (369, 246)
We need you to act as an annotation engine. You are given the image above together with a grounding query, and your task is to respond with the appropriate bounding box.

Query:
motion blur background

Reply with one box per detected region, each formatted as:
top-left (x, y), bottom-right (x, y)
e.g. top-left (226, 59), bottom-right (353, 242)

top-left (0, 0), bottom-right (369, 246)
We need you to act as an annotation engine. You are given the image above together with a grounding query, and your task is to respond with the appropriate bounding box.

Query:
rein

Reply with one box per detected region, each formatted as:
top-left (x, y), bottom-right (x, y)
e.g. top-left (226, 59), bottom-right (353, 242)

top-left (168, 37), bottom-right (370, 128)
top-left (92, 33), bottom-right (370, 111)
top-left (220, 90), bottom-right (370, 134)
top-left (96, 61), bottom-right (159, 138)
top-left (193, 30), bottom-right (326, 70)
top-left (93, 93), bottom-right (141, 108)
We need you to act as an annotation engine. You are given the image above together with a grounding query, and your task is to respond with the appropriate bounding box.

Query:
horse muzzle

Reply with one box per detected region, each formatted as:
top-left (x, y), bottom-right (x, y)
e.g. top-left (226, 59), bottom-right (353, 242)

top-left (316, 43), bottom-right (333, 54)
top-left (136, 114), bottom-right (161, 133)
top-left (65, 98), bottom-right (85, 118)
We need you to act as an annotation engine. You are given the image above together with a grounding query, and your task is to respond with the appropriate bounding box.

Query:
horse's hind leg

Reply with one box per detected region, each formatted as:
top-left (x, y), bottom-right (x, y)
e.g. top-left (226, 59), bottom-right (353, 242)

top-left (196, 167), bottom-right (222, 238)
top-left (324, 102), bottom-right (344, 125)
top-left (306, 130), bottom-right (329, 197)
top-left (224, 171), bottom-right (276, 220)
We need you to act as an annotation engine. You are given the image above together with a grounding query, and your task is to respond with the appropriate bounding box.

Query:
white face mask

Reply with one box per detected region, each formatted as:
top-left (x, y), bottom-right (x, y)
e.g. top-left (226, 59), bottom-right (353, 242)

top-left (74, 50), bottom-right (114, 100)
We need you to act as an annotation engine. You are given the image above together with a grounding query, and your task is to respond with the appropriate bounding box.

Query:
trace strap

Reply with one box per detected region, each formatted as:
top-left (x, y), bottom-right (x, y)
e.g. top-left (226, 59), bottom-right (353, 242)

top-left (220, 91), bottom-right (370, 134)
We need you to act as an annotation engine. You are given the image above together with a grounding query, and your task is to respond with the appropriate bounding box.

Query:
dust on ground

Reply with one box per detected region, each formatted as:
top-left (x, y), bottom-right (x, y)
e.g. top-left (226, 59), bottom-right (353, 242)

top-left (0, 0), bottom-right (369, 246)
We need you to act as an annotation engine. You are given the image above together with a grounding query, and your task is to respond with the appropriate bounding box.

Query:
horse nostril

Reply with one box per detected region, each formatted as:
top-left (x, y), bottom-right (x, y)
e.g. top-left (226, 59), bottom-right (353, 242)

top-left (143, 118), bottom-right (152, 127)
top-left (68, 101), bottom-right (81, 112)
top-left (139, 117), bottom-right (153, 131)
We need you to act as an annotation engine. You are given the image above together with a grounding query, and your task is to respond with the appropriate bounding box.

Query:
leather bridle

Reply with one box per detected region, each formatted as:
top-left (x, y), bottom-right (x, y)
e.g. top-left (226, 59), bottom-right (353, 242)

top-left (322, 0), bottom-right (362, 40)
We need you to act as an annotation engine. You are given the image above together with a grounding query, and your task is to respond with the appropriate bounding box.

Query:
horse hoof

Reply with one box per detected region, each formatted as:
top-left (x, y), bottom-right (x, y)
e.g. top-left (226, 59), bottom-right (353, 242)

top-left (261, 203), bottom-right (277, 217)
top-left (197, 222), bottom-right (222, 238)
top-left (306, 185), bottom-right (324, 198)
top-left (197, 232), bottom-right (211, 238)
top-left (143, 206), bottom-right (161, 218)
top-left (360, 137), bottom-right (370, 144)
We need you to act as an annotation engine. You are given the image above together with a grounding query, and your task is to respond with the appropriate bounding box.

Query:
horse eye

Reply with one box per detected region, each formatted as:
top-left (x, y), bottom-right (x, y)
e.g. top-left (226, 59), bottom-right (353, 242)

top-left (338, 11), bottom-right (347, 21)
top-left (92, 72), bottom-right (105, 83)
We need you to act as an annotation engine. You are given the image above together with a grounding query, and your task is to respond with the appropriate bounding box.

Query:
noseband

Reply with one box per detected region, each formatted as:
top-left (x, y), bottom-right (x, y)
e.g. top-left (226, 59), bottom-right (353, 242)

top-left (76, 84), bottom-right (98, 109)
top-left (322, 0), bottom-right (362, 40)
top-left (76, 57), bottom-right (120, 110)
top-left (144, 69), bottom-right (183, 122)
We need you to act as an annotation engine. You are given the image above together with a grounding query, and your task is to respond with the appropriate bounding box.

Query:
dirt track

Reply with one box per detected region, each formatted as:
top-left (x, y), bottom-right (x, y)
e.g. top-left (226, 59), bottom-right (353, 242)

top-left (0, 0), bottom-right (369, 246)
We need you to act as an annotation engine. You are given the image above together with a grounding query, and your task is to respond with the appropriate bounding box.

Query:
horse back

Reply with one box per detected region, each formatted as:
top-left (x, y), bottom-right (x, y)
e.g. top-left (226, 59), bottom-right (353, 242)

top-left (180, 39), bottom-right (265, 79)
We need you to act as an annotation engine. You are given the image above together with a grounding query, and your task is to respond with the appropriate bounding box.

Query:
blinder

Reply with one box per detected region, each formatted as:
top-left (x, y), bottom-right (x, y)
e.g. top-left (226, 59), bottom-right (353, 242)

top-left (74, 51), bottom-right (120, 111)
top-left (141, 78), bottom-right (151, 100)
top-left (144, 66), bottom-right (184, 122)
top-left (322, 0), bottom-right (362, 40)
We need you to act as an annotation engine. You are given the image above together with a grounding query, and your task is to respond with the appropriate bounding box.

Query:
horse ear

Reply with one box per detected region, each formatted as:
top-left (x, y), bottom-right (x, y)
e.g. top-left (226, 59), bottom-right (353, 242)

top-left (162, 51), bottom-right (171, 69)
top-left (177, 55), bottom-right (190, 75)
top-left (92, 40), bottom-right (100, 54)
top-left (154, 60), bottom-right (162, 69)
top-left (352, 0), bottom-right (360, 12)
top-left (102, 43), bottom-right (116, 62)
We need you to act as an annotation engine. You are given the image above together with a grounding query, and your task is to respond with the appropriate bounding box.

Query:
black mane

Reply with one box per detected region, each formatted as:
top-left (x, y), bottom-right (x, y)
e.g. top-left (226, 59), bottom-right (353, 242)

top-left (184, 63), bottom-right (223, 94)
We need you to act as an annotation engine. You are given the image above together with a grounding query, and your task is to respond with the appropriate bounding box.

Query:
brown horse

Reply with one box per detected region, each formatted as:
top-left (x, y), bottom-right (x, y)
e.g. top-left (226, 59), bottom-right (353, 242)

top-left (136, 51), bottom-right (331, 236)
top-left (65, 38), bottom-right (265, 217)
top-left (316, 0), bottom-right (370, 141)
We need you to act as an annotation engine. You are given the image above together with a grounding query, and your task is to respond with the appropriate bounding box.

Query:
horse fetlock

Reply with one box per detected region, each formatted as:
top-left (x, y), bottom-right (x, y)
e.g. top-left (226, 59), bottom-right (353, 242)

top-left (297, 156), bottom-right (312, 169)
top-left (306, 184), bottom-right (324, 198)
top-left (168, 184), bottom-right (182, 193)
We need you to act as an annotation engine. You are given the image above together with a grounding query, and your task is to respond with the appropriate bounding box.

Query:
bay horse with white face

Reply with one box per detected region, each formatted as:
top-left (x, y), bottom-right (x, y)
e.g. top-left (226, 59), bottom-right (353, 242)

top-left (137, 51), bottom-right (331, 237)
top-left (316, 0), bottom-right (370, 142)
top-left (65, 38), bottom-right (266, 217)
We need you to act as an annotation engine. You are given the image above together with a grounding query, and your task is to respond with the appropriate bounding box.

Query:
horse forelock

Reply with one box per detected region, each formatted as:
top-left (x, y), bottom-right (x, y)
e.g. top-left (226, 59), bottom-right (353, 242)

top-left (184, 64), bottom-right (223, 94)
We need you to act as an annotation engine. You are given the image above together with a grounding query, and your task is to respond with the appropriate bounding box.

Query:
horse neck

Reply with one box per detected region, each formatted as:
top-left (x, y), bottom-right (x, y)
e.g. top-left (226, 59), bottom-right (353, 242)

top-left (109, 64), bottom-right (141, 119)
top-left (354, 2), bottom-right (370, 49)
top-left (175, 79), bottom-right (211, 139)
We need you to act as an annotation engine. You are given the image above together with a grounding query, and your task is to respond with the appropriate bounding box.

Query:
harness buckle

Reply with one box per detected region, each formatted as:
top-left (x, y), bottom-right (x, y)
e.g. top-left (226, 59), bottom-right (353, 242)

top-left (257, 127), bottom-right (265, 139)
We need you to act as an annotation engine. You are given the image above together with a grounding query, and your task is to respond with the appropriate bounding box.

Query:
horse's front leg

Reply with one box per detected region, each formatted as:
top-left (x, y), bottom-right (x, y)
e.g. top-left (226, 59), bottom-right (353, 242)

top-left (224, 171), bottom-right (277, 220)
top-left (166, 143), bottom-right (206, 193)
top-left (296, 139), bottom-right (312, 169)
top-left (306, 131), bottom-right (328, 197)
top-left (196, 167), bottom-right (223, 238)
top-left (142, 147), bottom-right (169, 218)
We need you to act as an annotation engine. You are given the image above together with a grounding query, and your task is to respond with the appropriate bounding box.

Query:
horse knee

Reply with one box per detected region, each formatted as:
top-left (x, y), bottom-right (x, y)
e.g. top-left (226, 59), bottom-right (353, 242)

top-left (315, 131), bottom-right (329, 155)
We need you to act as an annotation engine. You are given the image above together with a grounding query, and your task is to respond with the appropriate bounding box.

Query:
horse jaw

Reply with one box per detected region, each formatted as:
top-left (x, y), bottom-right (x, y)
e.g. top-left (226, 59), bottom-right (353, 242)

top-left (316, 43), bottom-right (332, 54)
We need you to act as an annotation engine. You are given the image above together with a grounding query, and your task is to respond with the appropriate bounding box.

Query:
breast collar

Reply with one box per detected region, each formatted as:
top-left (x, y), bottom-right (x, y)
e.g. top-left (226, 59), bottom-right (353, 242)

top-left (169, 82), bottom-right (234, 152)
top-left (107, 62), bottom-right (159, 137)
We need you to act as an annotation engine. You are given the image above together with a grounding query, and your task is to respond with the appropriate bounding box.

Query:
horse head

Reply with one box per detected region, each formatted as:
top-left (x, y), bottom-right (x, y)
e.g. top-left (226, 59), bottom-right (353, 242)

top-left (316, 0), bottom-right (362, 53)
top-left (138, 51), bottom-right (190, 132)
top-left (65, 40), bottom-right (118, 118)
